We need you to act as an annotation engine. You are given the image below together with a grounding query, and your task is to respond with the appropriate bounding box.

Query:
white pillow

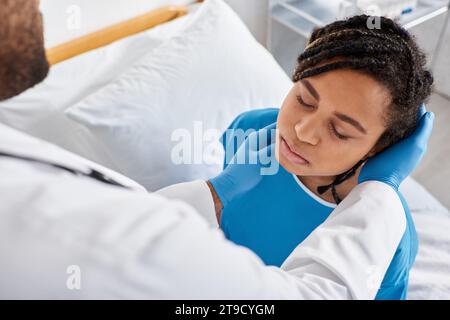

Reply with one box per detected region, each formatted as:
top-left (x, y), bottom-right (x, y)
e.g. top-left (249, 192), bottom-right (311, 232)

top-left (66, 0), bottom-right (293, 191)
top-left (0, 12), bottom-right (190, 170)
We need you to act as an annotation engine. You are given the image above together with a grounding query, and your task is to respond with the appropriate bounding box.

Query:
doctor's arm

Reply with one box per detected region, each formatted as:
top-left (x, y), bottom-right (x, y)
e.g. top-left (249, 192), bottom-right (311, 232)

top-left (157, 179), bottom-right (404, 299)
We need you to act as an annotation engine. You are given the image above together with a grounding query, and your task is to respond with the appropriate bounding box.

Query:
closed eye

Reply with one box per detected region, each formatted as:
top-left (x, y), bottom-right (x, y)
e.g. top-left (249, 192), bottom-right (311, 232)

top-left (296, 95), bottom-right (315, 109)
top-left (329, 122), bottom-right (349, 140)
top-left (296, 94), bottom-right (349, 140)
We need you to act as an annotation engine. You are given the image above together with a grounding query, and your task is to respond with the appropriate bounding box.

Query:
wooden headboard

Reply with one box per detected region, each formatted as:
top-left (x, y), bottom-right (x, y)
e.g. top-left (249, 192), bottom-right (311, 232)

top-left (46, 1), bottom-right (203, 66)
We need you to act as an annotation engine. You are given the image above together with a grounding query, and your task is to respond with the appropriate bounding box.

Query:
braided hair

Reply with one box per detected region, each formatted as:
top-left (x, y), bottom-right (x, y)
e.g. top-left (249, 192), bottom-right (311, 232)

top-left (292, 15), bottom-right (434, 204)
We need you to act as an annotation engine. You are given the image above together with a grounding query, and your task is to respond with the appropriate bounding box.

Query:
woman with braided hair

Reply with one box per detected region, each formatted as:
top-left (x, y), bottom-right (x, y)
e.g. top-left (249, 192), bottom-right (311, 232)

top-left (216, 15), bottom-right (434, 299)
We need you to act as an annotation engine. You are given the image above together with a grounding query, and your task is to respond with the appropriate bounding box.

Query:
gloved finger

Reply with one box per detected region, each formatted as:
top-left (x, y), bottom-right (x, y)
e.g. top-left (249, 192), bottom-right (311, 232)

top-left (261, 122), bottom-right (277, 132)
top-left (258, 122), bottom-right (277, 149)
top-left (410, 111), bottom-right (434, 148)
top-left (246, 122), bottom-right (277, 151)
top-left (258, 143), bottom-right (279, 176)
top-left (418, 103), bottom-right (426, 119)
top-left (258, 141), bottom-right (276, 158)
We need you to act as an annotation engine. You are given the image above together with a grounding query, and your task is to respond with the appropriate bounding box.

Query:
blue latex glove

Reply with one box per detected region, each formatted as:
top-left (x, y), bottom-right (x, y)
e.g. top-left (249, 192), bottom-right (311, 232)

top-left (359, 104), bottom-right (435, 190)
top-left (209, 123), bottom-right (277, 208)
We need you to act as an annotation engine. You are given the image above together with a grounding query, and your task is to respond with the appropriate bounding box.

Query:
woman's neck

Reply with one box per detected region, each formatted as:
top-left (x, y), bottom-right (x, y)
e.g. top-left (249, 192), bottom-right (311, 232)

top-left (297, 167), bottom-right (362, 204)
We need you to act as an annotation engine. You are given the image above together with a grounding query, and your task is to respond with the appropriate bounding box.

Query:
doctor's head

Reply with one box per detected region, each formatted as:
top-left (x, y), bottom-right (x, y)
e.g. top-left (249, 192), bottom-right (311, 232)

top-left (0, 0), bottom-right (48, 101)
top-left (276, 15), bottom-right (433, 180)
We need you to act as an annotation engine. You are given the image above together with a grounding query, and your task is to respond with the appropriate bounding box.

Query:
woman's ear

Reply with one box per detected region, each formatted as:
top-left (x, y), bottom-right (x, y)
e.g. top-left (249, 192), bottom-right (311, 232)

top-left (364, 147), bottom-right (379, 159)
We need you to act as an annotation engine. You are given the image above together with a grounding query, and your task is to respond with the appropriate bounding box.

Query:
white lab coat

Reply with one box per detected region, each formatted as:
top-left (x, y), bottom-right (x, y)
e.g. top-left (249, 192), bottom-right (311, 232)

top-left (0, 122), bottom-right (406, 299)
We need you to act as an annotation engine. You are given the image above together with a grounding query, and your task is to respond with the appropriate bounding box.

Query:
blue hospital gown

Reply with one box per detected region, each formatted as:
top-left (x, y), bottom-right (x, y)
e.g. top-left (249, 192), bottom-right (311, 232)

top-left (219, 108), bottom-right (419, 300)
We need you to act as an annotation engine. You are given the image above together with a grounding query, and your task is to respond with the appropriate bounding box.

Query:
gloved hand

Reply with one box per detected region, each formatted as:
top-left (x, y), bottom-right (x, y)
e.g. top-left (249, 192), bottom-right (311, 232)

top-left (209, 123), bottom-right (278, 208)
top-left (359, 104), bottom-right (435, 190)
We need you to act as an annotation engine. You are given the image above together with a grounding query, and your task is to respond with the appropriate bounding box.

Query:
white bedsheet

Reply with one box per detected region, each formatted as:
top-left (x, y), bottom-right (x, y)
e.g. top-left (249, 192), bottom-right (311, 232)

top-left (408, 211), bottom-right (450, 299)
top-left (401, 178), bottom-right (450, 299)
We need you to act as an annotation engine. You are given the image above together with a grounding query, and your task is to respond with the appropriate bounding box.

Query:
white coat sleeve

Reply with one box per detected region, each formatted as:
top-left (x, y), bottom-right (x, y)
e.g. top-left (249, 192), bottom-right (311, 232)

top-left (154, 180), bottom-right (406, 299)
top-left (156, 180), bottom-right (218, 228)
top-left (280, 180), bottom-right (406, 299)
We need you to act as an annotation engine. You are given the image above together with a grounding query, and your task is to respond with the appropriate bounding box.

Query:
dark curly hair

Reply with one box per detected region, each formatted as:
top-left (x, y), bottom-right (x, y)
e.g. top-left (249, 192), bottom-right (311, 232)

top-left (291, 15), bottom-right (434, 203)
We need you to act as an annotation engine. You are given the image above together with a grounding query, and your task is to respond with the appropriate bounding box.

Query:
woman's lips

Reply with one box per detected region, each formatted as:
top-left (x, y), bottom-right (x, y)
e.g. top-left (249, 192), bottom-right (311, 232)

top-left (280, 136), bottom-right (310, 165)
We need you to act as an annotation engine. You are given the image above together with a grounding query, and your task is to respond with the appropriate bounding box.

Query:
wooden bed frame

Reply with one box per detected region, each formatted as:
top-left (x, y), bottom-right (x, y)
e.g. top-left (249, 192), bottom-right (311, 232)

top-left (46, 1), bottom-right (203, 66)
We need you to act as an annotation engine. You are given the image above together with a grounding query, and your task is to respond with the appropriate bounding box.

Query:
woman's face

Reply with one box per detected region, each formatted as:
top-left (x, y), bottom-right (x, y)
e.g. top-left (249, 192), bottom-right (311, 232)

top-left (276, 68), bottom-right (390, 177)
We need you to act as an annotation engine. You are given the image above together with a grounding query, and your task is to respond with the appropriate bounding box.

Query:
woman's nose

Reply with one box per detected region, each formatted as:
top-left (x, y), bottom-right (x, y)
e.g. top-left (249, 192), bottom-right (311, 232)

top-left (294, 118), bottom-right (320, 145)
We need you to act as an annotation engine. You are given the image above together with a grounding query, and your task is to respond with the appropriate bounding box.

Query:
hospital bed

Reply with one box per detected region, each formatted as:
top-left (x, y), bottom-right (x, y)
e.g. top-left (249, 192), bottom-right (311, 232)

top-left (0, 0), bottom-right (448, 299)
